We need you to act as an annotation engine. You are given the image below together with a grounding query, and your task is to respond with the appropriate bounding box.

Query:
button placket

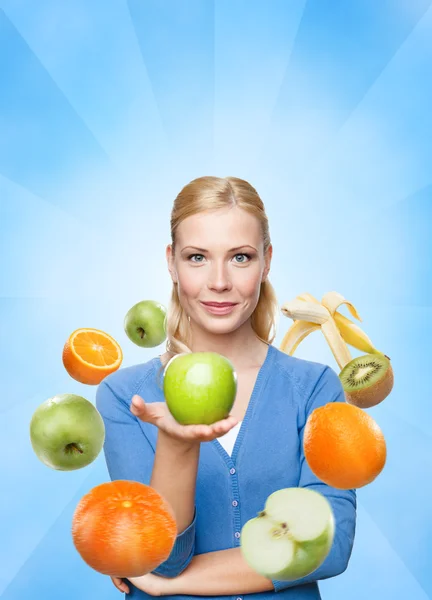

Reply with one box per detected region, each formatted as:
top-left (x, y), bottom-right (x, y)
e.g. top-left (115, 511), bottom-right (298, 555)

top-left (228, 464), bottom-right (242, 545)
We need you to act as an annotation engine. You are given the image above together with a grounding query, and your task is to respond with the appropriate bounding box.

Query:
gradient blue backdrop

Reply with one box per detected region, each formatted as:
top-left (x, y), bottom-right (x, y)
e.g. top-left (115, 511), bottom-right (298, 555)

top-left (1, 1), bottom-right (431, 598)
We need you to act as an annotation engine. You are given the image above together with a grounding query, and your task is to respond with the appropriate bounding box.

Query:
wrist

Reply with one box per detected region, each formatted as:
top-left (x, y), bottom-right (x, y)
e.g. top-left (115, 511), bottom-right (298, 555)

top-left (165, 568), bottom-right (188, 596)
top-left (157, 429), bottom-right (200, 454)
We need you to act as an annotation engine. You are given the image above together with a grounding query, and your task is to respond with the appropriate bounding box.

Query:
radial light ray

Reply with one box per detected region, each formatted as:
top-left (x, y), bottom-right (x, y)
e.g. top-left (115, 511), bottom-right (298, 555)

top-left (1, 0), bottom-right (169, 183)
top-left (249, 0), bottom-right (432, 182)
top-left (0, 10), bottom-right (113, 204)
top-left (213, 0), bottom-right (307, 176)
top-left (127, 0), bottom-right (215, 175)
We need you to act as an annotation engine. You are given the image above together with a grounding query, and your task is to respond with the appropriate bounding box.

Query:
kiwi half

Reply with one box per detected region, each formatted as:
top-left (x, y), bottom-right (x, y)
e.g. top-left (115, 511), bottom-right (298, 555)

top-left (339, 353), bottom-right (394, 409)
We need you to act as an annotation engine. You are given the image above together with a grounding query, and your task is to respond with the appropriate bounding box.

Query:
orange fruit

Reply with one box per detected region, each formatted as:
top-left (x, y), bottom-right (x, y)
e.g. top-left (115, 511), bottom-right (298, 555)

top-left (303, 402), bottom-right (386, 489)
top-left (62, 328), bottom-right (123, 385)
top-left (72, 480), bottom-right (177, 578)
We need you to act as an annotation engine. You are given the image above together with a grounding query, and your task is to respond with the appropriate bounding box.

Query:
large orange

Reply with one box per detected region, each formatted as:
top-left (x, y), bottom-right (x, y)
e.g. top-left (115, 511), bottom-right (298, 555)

top-left (72, 480), bottom-right (177, 578)
top-left (303, 402), bottom-right (386, 489)
top-left (62, 328), bottom-right (123, 385)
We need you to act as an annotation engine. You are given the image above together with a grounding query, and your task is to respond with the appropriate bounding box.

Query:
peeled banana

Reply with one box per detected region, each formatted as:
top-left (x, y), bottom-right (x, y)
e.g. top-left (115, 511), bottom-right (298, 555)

top-left (280, 291), bottom-right (383, 370)
top-left (280, 320), bottom-right (321, 355)
top-left (280, 300), bottom-right (330, 325)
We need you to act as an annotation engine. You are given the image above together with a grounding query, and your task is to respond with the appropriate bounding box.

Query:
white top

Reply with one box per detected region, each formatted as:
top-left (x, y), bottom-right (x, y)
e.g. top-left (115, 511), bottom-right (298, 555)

top-left (217, 421), bottom-right (243, 456)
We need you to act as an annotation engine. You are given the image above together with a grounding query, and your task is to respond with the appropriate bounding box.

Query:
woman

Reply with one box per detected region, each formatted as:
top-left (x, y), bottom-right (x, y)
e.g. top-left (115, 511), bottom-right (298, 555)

top-left (96, 176), bottom-right (357, 599)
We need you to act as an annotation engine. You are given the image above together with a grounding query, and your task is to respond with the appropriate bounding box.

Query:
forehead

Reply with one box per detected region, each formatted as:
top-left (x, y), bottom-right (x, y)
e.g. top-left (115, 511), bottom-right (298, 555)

top-left (176, 207), bottom-right (261, 248)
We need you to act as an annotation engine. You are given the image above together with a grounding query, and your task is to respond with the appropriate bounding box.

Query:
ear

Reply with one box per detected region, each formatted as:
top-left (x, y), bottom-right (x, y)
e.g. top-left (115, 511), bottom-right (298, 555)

top-left (262, 243), bottom-right (273, 282)
top-left (166, 244), bottom-right (178, 284)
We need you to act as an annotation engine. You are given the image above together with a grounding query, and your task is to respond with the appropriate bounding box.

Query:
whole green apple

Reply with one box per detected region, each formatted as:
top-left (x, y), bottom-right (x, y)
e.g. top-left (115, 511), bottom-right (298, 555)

top-left (240, 487), bottom-right (335, 581)
top-left (30, 394), bottom-right (105, 471)
top-left (124, 300), bottom-right (167, 348)
top-left (163, 352), bottom-right (237, 425)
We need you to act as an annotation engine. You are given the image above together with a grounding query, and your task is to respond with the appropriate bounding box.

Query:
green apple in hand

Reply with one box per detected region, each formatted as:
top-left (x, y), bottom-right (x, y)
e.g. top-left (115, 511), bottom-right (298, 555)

top-left (124, 300), bottom-right (167, 348)
top-left (30, 394), bottom-right (105, 470)
top-left (163, 352), bottom-right (237, 425)
top-left (240, 487), bottom-right (335, 581)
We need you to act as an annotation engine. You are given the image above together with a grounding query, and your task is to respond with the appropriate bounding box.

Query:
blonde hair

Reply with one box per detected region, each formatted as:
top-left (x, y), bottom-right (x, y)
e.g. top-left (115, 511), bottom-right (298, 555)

top-left (160, 175), bottom-right (279, 365)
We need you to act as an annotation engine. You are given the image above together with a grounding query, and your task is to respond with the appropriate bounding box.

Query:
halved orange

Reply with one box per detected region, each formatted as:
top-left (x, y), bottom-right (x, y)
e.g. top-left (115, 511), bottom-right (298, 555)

top-left (62, 328), bottom-right (123, 385)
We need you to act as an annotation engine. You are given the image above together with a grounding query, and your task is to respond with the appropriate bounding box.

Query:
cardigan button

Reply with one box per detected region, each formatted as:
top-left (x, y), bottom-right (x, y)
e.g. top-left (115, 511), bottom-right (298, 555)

top-left (232, 500), bottom-right (238, 507)
top-left (230, 467), bottom-right (236, 474)
top-left (234, 531), bottom-right (241, 538)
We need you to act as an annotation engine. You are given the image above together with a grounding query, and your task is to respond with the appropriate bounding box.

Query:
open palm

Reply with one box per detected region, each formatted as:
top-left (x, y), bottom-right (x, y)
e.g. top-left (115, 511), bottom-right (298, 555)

top-left (130, 394), bottom-right (239, 442)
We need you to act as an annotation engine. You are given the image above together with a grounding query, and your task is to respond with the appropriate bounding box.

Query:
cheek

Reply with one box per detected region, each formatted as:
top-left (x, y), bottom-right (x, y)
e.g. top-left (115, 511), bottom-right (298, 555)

top-left (239, 267), bottom-right (262, 290)
top-left (177, 267), bottom-right (203, 295)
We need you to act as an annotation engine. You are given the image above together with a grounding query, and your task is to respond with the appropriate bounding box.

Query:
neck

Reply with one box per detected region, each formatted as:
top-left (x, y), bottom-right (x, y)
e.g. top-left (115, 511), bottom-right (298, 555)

top-left (188, 321), bottom-right (269, 370)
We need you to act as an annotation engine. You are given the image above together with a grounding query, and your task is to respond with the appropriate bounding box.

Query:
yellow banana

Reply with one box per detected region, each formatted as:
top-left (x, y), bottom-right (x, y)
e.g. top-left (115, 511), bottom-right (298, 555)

top-left (280, 291), bottom-right (384, 370)
top-left (321, 291), bottom-right (362, 321)
top-left (321, 291), bottom-right (382, 355)
top-left (333, 312), bottom-right (379, 354)
top-left (280, 320), bottom-right (321, 354)
top-left (280, 300), bottom-right (330, 325)
top-left (295, 291), bottom-right (382, 355)
top-left (320, 318), bottom-right (352, 370)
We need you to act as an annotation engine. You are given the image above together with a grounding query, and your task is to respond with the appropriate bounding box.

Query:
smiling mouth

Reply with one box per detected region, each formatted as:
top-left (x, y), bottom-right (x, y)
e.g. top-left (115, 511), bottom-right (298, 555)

top-left (200, 302), bottom-right (239, 314)
top-left (201, 302), bottom-right (238, 307)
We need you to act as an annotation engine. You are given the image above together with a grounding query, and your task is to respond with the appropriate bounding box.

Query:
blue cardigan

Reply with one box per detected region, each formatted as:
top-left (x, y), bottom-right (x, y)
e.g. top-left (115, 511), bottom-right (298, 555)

top-left (96, 343), bottom-right (356, 599)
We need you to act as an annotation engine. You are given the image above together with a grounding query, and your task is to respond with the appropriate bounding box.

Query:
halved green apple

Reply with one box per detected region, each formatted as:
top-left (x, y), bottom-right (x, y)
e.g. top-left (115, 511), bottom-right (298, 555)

top-left (240, 487), bottom-right (335, 581)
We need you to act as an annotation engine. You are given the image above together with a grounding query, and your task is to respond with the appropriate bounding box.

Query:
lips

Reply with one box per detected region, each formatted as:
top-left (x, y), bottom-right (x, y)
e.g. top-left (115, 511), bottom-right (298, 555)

top-left (201, 302), bottom-right (237, 307)
top-left (200, 302), bottom-right (238, 316)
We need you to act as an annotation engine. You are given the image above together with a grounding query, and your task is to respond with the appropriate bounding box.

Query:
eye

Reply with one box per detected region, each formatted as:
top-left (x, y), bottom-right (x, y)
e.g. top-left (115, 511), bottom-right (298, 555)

top-left (233, 253), bottom-right (252, 263)
top-left (188, 253), bottom-right (205, 263)
top-left (187, 253), bottom-right (252, 264)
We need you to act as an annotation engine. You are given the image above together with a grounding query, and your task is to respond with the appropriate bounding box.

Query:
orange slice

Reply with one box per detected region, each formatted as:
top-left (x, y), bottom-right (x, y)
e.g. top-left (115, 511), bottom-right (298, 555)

top-left (62, 328), bottom-right (123, 385)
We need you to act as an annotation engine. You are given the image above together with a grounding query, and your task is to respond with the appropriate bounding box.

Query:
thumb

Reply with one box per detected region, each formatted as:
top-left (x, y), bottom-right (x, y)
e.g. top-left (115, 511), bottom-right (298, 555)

top-left (130, 395), bottom-right (146, 415)
top-left (130, 395), bottom-right (164, 425)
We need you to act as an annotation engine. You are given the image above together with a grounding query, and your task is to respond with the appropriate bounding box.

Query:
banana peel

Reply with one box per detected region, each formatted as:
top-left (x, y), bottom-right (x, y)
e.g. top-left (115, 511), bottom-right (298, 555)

top-left (280, 291), bottom-right (386, 370)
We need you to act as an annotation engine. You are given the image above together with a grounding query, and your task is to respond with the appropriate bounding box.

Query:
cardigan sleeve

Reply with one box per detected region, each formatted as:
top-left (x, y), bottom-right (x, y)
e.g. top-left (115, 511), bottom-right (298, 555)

top-left (95, 376), bottom-right (197, 578)
top-left (272, 366), bottom-right (357, 593)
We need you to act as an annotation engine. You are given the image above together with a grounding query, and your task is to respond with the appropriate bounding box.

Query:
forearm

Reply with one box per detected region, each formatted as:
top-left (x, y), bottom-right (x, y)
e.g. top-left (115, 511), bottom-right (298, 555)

top-left (172, 547), bottom-right (275, 596)
top-left (150, 431), bottom-right (199, 533)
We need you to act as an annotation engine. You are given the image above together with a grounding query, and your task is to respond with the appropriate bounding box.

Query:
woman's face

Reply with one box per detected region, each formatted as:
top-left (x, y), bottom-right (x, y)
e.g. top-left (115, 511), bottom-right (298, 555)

top-left (166, 206), bottom-right (272, 334)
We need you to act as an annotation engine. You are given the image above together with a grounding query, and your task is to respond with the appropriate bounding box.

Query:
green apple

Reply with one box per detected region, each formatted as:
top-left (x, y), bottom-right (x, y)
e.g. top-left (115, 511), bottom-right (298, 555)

top-left (240, 487), bottom-right (335, 581)
top-left (124, 300), bottom-right (167, 348)
top-left (30, 394), bottom-right (105, 471)
top-left (163, 352), bottom-right (237, 425)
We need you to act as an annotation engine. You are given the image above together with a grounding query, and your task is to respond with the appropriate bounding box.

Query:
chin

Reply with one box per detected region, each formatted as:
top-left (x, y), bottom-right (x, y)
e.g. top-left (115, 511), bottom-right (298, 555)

top-left (199, 316), bottom-right (238, 331)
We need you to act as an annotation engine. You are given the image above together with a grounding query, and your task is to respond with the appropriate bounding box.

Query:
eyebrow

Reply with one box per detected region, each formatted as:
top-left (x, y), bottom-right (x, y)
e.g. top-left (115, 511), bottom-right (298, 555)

top-left (181, 245), bottom-right (257, 253)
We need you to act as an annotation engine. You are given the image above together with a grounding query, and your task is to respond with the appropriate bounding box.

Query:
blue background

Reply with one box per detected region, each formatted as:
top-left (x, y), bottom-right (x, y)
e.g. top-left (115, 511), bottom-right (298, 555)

top-left (1, 1), bottom-right (431, 598)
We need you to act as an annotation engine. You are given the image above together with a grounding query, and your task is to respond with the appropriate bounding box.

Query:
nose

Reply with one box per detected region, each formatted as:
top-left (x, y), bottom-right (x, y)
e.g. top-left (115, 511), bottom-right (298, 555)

top-left (207, 261), bottom-right (233, 292)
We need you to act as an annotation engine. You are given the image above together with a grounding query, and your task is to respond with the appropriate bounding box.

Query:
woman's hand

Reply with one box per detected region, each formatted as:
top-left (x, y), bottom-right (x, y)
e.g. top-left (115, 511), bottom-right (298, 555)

top-left (127, 572), bottom-right (175, 596)
top-left (110, 572), bottom-right (176, 596)
top-left (130, 394), bottom-right (239, 444)
top-left (110, 576), bottom-right (130, 594)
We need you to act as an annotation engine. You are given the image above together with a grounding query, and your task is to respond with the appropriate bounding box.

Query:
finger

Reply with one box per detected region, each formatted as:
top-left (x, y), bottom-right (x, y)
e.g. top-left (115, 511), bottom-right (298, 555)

top-left (226, 415), bottom-right (240, 424)
top-left (130, 395), bottom-right (152, 421)
top-left (171, 423), bottom-right (211, 441)
top-left (112, 577), bottom-right (129, 594)
top-left (211, 421), bottom-right (226, 434)
top-left (131, 396), bottom-right (165, 423)
top-left (191, 424), bottom-right (214, 439)
top-left (131, 394), bottom-right (145, 411)
top-left (111, 577), bottom-right (123, 591)
top-left (121, 582), bottom-right (130, 594)
top-left (213, 416), bottom-right (239, 432)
